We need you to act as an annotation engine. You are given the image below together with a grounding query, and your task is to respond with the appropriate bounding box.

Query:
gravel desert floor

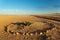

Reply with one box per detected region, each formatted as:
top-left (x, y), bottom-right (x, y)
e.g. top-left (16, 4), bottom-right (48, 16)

top-left (0, 14), bottom-right (60, 40)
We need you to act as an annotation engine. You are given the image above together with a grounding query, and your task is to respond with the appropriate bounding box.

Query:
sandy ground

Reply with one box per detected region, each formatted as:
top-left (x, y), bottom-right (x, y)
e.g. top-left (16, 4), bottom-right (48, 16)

top-left (0, 14), bottom-right (60, 40)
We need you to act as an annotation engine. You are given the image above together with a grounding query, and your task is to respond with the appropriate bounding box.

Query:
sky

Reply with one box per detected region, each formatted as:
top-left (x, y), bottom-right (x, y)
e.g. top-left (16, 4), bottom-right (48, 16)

top-left (0, 0), bottom-right (60, 15)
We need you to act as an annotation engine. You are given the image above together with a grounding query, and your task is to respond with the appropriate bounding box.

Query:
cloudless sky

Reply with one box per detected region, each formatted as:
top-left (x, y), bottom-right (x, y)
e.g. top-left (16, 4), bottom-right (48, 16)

top-left (0, 0), bottom-right (60, 15)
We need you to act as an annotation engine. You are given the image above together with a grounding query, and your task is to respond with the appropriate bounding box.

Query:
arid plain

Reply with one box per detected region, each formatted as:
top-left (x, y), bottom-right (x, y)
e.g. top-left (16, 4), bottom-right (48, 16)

top-left (0, 14), bottom-right (60, 40)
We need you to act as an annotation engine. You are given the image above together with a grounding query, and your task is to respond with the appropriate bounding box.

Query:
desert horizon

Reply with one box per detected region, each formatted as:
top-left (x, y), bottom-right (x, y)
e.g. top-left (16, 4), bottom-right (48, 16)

top-left (0, 0), bottom-right (60, 40)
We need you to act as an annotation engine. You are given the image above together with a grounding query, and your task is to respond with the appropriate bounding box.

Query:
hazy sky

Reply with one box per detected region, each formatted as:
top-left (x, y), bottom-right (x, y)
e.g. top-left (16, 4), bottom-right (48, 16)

top-left (0, 0), bottom-right (60, 14)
